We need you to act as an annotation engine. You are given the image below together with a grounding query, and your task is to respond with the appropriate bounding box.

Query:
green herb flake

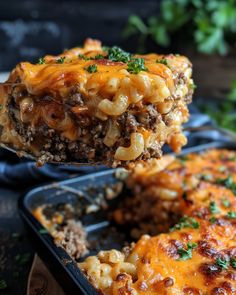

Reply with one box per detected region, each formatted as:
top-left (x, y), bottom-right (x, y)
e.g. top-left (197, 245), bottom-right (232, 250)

top-left (218, 166), bottom-right (226, 172)
top-left (209, 216), bottom-right (217, 224)
top-left (78, 54), bottom-right (91, 61)
top-left (57, 56), bottom-right (66, 64)
top-left (106, 46), bottom-right (131, 63)
top-left (216, 257), bottom-right (229, 270)
top-left (230, 258), bottom-right (236, 269)
top-left (229, 156), bottom-right (236, 162)
top-left (94, 54), bottom-right (105, 60)
top-left (201, 174), bottom-right (213, 181)
top-left (177, 242), bottom-right (198, 261)
top-left (84, 64), bottom-right (98, 73)
top-left (221, 199), bottom-right (231, 208)
top-left (38, 57), bottom-right (45, 65)
top-left (190, 82), bottom-right (197, 90)
top-left (216, 176), bottom-right (236, 195)
top-left (227, 211), bottom-right (236, 219)
top-left (156, 58), bottom-right (168, 66)
top-left (196, 212), bottom-right (203, 218)
top-left (102, 46), bottom-right (109, 52)
top-left (127, 58), bottom-right (147, 74)
top-left (209, 201), bottom-right (220, 214)
top-left (0, 279), bottom-right (7, 290)
top-left (179, 155), bottom-right (189, 164)
top-left (170, 216), bottom-right (199, 232)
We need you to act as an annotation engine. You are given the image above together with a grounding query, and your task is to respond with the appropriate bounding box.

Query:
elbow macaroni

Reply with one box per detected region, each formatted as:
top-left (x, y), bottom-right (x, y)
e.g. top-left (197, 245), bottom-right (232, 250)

top-left (78, 249), bottom-right (137, 291)
top-left (114, 133), bottom-right (144, 161)
top-left (103, 120), bottom-right (120, 147)
top-left (98, 92), bottom-right (129, 116)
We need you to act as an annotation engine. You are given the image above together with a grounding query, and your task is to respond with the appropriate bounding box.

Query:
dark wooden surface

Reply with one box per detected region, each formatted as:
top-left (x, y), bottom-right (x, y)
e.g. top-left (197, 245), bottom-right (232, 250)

top-left (0, 188), bottom-right (34, 295)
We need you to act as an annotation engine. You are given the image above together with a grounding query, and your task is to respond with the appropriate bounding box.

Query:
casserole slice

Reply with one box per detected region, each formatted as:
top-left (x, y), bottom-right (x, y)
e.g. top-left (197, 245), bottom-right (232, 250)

top-left (0, 39), bottom-right (194, 166)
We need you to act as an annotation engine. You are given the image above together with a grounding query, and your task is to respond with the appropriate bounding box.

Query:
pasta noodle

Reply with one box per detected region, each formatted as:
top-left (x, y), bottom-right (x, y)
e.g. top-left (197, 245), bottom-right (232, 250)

top-left (114, 133), bottom-right (144, 161)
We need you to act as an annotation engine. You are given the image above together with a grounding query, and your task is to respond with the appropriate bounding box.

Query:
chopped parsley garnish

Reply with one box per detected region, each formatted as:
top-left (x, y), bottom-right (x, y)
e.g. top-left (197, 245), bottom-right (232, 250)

top-left (209, 216), bottom-right (217, 224)
top-left (38, 57), bottom-right (45, 64)
top-left (106, 46), bottom-right (131, 63)
top-left (216, 176), bottom-right (236, 195)
top-left (170, 216), bottom-right (199, 232)
top-left (229, 156), bottom-right (236, 161)
top-left (0, 279), bottom-right (7, 290)
top-left (190, 82), bottom-right (197, 90)
top-left (221, 199), bottom-right (231, 208)
top-left (57, 56), bottom-right (66, 64)
top-left (94, 54), bottom-right (105, 60)
top-left (201, 174), bottom-right (213, 181)
top-left (84, 64), bottom-right (97, 73)
top-left (0, 104), bottom-right (3, 111)
top-left (196, 212), bottom-right (203, 218)
top-left (127, 58), bottom-right (147, 74)
top-left (156, 58), bottom-right (168, 66)
top-left (216, 257), bottom-right (229, 269)
top-left (78, 54), bottom-right (91, 61)
top-left (179, 155), bottom-right (189, 164)
top-left (209, 201), bottom-right (220, 214)
top-left (227, 211), bottom-right (236, 219)
top-left (177, 242), bottom-right (198, 261)
top-left (230, 258), bottom-right (236, 269)
top-left (218, 166), bottom-right (226, 172)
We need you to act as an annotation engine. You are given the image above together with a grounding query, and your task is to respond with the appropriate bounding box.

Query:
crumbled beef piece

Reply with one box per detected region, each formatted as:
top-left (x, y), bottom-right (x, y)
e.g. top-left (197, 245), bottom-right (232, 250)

top-left (117, 113), bottom-right (138, 137)
top-left (126, 114), bottom-right (138, 133)
top-left (137, 105), bottom-right (162, 130)
top-left (68, 89), bottom-right (84, 107)
top-left (53, 220), bottom-right (88, 259)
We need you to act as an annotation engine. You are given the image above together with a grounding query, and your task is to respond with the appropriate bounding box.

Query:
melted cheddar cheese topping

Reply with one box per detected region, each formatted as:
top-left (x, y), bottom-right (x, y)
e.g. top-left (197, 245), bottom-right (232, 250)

top-left (79, 149), bottom-right (236, 294)
top-left (12, 39), bottom-right (190, 99)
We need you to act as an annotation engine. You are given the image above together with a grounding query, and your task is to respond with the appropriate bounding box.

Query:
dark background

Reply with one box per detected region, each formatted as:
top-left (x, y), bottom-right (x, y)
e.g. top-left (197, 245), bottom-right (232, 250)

top-left (0, 0), bottom-right (160, 71)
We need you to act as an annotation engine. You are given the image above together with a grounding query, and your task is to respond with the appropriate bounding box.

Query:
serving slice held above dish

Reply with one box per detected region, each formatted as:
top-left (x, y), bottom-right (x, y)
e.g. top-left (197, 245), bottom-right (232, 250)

top-left (0, 38), bottom-right (194, 167)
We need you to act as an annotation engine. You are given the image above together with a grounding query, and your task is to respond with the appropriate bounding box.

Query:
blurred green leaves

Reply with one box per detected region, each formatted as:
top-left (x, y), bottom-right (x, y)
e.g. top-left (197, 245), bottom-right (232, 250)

top-left (228, 79), bottom-right (236, 102)
top-left (201, 78), bottom-right (236, 132)
top-left (124, 0), bottom-right (236, 55)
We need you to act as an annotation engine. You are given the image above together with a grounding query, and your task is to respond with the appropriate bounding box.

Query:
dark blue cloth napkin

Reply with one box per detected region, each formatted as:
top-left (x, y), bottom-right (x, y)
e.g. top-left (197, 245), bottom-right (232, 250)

top-left (0, 104), bottom-right (222, 188)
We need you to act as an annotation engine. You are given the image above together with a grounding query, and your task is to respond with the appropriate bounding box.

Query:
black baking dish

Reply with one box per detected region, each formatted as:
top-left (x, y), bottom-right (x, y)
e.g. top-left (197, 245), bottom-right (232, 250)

top-left (18, 141), bottom-right (236, 295)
